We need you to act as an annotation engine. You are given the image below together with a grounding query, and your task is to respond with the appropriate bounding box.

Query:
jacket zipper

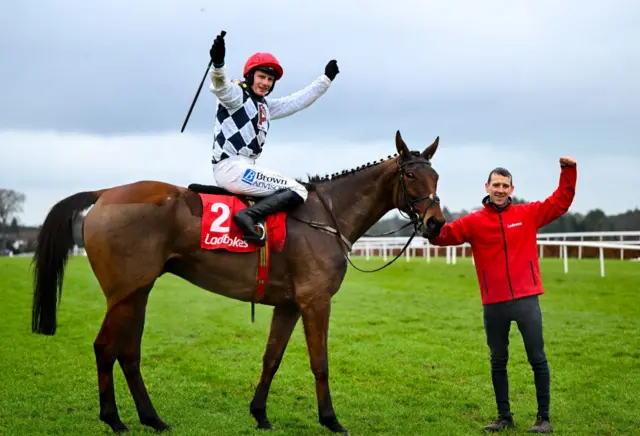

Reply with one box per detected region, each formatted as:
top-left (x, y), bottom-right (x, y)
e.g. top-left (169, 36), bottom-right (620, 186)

top-left (529, 261), bottom-right (537, 285)
top-left (482, 270), bottom-right (489, 294)
top-left (498, 213), bottom-right (515, 299)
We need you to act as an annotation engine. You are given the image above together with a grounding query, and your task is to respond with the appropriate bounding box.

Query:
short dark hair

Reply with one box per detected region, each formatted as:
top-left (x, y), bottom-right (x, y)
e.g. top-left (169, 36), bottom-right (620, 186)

top-left (487, 167), bottom-right (513, 185)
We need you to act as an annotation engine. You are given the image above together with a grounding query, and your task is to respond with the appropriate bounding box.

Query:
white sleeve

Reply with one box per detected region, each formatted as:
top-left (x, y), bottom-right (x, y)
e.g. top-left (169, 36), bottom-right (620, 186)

top-left (266, 75), bottom-right (332, 120)
top-left (208, 65), bottom-right (244, 111)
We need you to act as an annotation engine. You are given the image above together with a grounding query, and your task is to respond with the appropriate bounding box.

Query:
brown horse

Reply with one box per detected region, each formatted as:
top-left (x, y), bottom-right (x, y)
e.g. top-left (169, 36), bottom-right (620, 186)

top-left (30, 131), bottom-right (446, 435)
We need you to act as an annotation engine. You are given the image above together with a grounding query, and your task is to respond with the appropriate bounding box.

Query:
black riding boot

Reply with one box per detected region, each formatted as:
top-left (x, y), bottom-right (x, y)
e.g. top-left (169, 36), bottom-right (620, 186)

top-left (233, 189), bottom-right (304, 245)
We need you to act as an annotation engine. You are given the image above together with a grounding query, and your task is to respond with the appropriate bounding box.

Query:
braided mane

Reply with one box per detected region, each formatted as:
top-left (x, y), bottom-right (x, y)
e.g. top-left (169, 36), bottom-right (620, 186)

top-left (297, 151), bottom-right (424, 190)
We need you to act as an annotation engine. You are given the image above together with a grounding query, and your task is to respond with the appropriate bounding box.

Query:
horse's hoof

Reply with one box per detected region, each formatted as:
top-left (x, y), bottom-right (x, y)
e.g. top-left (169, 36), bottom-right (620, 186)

top-left (154, 423), bottom-right (172, 433)
top-left (101, 414), bottom-right (129, 433)
top-left (256, 421), bottom-right (274, 430)
top-left (251, 407), bottom-right (273, 430)
top-left (320, 416), bottom-right (348, 434)
top-left (141, 416), bottom-right (171, 432)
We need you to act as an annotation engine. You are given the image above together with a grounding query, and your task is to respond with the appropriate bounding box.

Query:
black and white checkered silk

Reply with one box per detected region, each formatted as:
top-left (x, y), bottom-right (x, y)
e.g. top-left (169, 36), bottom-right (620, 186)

top-left (208, 65), bottom-right (332, 165)
top-left (212, 89), bottom-right (269, 163)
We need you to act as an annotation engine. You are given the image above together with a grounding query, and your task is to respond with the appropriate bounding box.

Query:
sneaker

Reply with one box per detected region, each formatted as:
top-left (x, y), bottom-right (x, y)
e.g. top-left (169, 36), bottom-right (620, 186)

top-left (484, 415), bottom-right (514, 432)
top-left (528, 415), bottom-right (552, 433)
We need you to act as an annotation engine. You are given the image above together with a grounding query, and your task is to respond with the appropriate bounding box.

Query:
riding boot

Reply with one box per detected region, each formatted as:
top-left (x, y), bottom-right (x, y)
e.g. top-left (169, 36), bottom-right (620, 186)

top-left (233, 189), bottom-right (304, 245)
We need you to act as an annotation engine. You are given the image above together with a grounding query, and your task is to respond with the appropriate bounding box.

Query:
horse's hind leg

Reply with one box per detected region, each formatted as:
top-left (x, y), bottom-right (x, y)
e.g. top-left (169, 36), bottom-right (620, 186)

top-left (94, 283), bottom-right (169, 433)
top-left (250, 304), bottom-right (300, 429)
top-left (116, 285), bottom-right (170, 431)
top-left (94, 313), bottom-right (127, 433)
top-left (299, 295), bottom-right (348, 434)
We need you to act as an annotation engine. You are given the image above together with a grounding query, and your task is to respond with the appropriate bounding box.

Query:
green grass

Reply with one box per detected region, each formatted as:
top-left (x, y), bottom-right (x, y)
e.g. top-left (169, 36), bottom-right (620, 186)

top-left (1, 255), bottom-right (639, 435)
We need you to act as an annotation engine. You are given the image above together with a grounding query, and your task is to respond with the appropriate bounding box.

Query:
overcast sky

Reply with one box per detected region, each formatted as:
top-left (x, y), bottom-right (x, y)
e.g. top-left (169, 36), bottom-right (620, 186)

top-left (2, 0), bottom-right (639, 226)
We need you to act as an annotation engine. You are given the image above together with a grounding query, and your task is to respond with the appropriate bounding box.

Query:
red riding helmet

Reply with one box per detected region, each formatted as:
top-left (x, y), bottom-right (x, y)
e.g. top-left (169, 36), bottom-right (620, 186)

top-left (243, 52), bottom-right (284, 80)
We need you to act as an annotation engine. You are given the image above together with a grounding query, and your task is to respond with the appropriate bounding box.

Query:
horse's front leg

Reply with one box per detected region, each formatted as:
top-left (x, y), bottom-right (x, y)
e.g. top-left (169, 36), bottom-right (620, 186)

top-left (299, 294), bottom-right (348, 435)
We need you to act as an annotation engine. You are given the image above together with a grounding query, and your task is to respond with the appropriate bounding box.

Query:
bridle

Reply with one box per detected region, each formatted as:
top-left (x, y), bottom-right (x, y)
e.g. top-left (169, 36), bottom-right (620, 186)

top-left (395, 156), bottom-right (441, 235)
top-left (293, 155), bottom-right (441, 273)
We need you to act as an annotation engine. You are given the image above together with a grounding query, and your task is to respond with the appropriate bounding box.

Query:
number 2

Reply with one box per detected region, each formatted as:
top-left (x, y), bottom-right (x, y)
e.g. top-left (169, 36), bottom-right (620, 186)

top-left (210, 202), bottom-right (230, 233)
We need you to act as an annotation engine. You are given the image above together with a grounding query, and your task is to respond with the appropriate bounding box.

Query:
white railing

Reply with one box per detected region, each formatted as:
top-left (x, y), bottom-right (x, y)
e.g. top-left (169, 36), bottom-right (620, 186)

top-left (350, 231), bottom-right (640, 278)
top-left (535, 231), bottom-right (640, 239)
top-left (534, 231), bottom-right (640, 261)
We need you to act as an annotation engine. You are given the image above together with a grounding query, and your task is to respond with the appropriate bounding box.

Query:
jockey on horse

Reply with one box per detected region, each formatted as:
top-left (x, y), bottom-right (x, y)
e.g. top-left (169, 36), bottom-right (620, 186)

top-left (208, 31), bottom-right (340, 245)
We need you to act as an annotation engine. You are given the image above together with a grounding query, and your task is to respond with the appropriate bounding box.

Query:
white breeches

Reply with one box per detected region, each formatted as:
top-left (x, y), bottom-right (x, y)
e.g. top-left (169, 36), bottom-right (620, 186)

top-left (212, 155), bottom-right (308, 201)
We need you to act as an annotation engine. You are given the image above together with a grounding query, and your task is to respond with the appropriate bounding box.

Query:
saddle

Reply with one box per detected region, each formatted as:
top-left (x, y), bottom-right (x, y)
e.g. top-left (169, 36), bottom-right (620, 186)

top-left (186, 182), bottom-right (287, 253)
top-left (188, 183), bottom-right (257, 205)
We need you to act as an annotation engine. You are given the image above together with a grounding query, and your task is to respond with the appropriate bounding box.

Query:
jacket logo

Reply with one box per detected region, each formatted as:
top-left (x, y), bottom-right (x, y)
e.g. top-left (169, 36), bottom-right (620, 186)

top-left (507, 222), bottom-right (522, 228)
top-left (241, 169), bottom-right (257, 184)
top-left (257, 103), bottom-right (267, 127)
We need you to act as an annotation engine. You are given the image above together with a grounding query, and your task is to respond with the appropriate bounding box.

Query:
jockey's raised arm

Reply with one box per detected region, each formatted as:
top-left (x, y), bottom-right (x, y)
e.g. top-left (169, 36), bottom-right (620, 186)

top-left (206, 30), bottom-right (340, 245)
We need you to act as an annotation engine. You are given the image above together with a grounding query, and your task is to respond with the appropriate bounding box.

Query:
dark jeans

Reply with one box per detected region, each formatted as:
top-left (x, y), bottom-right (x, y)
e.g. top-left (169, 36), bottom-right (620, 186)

top-left (483, 295), bottom-right (550, 420)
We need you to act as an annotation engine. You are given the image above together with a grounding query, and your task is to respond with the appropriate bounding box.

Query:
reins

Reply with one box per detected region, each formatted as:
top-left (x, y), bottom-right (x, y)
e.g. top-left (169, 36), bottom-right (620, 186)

top-left (293, 157), bottom-right (440, 273)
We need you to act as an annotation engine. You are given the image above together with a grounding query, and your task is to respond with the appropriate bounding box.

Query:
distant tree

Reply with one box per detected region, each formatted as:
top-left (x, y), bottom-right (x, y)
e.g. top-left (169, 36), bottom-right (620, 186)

top-left (511, 196), bottom-right (528, 205)
top-left (582, 209), bottom-right (612, 231)
top-left (442, 206), bottom-right (454, 222)
top-left (0, 189), bottom-right (26, 248)
top-left (540, 213), bottom-right (583, 233)
top-left (454, 209), bottom-right (470, 219)
top-left (609, 209), bottom-right (640, 231)
top-left (10, 217), bottom-right (19, 235)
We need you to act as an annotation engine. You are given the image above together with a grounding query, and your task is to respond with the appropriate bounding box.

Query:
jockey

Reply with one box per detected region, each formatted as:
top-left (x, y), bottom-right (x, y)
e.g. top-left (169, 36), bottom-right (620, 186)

top-left (208, 31), bottom-right (339, 245)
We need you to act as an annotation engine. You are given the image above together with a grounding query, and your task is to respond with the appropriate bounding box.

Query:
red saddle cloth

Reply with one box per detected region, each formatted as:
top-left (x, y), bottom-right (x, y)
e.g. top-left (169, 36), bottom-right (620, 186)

top-left (198, 193), bottom-right (287, 253)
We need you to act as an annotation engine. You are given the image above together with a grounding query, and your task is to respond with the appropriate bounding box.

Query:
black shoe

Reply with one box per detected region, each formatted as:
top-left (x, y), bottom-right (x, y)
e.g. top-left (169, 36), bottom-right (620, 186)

top-left (233, 190), bottom-right (304, 246)
top-left (528, 415), bottom-right (552, 433)
top-left (484, 415), bottom-right (514, 432)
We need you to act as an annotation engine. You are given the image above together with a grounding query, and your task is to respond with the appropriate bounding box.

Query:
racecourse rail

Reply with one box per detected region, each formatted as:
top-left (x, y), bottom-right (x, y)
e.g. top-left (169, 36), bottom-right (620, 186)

top-left (350, 231), bottom-right (640, 277)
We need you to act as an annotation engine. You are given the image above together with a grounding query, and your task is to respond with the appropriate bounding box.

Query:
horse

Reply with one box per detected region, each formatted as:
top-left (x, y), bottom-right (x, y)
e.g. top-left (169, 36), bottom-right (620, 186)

top-left (30, 131), bottom-right (446, 435)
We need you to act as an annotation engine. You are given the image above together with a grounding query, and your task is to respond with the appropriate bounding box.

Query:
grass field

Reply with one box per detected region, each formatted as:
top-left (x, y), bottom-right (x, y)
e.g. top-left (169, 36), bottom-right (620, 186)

top-left (1, 255), bottom-right (639, 435)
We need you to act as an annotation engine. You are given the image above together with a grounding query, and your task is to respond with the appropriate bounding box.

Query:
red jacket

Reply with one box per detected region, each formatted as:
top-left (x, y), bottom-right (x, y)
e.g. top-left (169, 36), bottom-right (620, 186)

top-left (429, 165), bottom-right (577, 305)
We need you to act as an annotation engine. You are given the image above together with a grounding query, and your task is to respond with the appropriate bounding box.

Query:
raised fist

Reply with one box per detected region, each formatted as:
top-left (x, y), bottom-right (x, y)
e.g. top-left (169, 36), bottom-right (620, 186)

top-left (210, 30), bottom-right (227, 67)
top-left (325, 60), bottom-right (339, 81)
top-left (559, 156), bottom-right (576, 167)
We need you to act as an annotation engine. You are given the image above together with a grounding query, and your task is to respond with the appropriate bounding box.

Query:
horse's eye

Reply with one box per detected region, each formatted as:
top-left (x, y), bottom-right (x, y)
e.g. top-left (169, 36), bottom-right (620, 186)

top-left (406, 172), bottom-right (415, 179)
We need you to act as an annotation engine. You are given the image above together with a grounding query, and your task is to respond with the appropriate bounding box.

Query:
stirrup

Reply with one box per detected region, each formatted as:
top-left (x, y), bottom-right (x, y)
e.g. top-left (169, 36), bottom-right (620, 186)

top-left (253, 223), bottom-right (266, 241)
top-left (242, 222), bottom-right (266, 244)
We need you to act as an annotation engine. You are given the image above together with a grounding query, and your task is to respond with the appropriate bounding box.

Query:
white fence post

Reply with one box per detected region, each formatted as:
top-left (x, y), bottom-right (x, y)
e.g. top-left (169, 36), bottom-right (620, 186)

top-left (426, 241), bottom-right (431, 263)
top-left (579, 236), bottom-right (583, 259)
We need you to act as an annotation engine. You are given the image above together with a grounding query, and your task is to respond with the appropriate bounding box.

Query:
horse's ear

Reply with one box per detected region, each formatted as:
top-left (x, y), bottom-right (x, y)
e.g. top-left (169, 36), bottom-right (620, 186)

top-left (422, 136), bottom-right (440, 161)
top-left (395, 130), bottom-right (410, 157)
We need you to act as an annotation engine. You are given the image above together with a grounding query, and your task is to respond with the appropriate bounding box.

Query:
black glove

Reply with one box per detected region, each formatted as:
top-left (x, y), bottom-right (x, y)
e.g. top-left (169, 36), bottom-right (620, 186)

top-left (324, 60), bottom-right (339, 81)
top-left (209, 30), bottom-right (226, 67)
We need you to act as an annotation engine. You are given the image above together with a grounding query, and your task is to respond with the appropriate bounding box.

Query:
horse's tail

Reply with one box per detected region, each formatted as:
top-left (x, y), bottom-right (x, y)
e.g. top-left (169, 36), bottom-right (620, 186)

top-left (31, 189), bottom-right (105, 335)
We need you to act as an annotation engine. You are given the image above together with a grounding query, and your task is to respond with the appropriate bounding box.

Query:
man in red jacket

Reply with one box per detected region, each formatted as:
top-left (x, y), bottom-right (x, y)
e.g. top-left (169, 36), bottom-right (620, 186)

top-left (429, 157), bottom-right (577, 433)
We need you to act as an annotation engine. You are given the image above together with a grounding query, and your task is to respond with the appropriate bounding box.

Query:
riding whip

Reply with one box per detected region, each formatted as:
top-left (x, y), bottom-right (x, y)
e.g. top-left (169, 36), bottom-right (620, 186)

top-left (180, 30), bottom-right (226, 132)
